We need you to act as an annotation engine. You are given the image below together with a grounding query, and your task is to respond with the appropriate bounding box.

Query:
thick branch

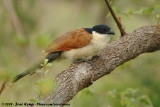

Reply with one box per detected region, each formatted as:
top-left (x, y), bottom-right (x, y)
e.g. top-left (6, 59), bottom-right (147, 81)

top-left (105, 0), bottom-right (126, 36)
top-left (39, 25), bottom-right (160, 104)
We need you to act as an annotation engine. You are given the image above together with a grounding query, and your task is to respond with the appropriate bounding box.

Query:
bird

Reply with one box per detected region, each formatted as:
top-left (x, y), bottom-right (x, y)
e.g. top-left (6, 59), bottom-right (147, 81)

top-left (13, 24), bottom-right (115, 83)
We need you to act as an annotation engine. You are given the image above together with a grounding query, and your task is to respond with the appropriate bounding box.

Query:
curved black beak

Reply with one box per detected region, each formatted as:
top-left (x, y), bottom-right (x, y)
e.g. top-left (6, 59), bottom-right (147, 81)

top-left (107, 29), bottom-right (115, 35)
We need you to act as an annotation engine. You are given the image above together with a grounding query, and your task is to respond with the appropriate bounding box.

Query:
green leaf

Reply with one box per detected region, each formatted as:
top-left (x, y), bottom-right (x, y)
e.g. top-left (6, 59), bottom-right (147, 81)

top-left (106, 12), bottom-right (111, 18)
top-left (29, 99), bottom-right (38, 103)
top-left (46, 63), bottom-right (52, 67)
top-left (44, 59), bottom-right (49, 65)
top-left (107, 89), bottom-right (117, 98)
top-left (13, 34), bottom-right (29, 46)
top-left (154, 4), bottom-right (160, 8)
top-left (156, 14), bottom-right (160, 19)
top-left (36, 34), bottom-right (50, 48)
top-left (128, 9), bottom-right (133, 14)
top-left (44, 70), bottom-right (49, 76)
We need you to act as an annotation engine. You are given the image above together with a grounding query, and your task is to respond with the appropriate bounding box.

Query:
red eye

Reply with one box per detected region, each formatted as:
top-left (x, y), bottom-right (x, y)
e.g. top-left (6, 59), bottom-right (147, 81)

top-left (101, 29), bottom-right (106, 32)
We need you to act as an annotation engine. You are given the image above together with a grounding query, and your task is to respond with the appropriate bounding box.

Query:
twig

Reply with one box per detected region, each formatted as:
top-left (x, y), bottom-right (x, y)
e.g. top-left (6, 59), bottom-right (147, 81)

top-left (118, 16), bottom-right (121, 24)
top-left (105, 0), bottom-right (126, 36)
top-left (154, 16), bottom-right (160, 35)
top-left (0, 80), bottom-right (8, 96)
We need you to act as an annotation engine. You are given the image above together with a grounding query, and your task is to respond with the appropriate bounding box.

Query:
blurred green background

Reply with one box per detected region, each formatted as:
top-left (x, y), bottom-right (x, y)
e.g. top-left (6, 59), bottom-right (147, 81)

top-left (0, 0), bottom-right (160, 107)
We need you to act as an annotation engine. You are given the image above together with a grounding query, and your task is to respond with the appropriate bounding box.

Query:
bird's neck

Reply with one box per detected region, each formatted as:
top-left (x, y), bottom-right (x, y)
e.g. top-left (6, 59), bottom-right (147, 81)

top-left (92, 31), bottom-right (111, 40)
top-left (91, 31), bottom-right (111, 50)
top-left (84, 28), bottom-right (92, 34)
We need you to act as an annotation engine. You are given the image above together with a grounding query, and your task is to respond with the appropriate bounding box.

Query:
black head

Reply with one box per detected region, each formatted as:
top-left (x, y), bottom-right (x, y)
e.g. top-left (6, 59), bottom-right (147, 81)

top-left (92, 24), bottom-right (115, 35)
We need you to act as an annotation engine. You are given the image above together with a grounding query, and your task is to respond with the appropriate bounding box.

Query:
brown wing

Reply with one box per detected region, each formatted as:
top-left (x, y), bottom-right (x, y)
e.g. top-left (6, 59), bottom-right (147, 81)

top-left (45, 28), bottom-right (92, 53)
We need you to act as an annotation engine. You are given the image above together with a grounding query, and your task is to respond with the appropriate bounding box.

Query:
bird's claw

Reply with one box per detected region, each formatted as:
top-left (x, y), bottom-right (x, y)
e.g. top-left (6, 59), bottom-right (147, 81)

top-left (92, 55), bottom-right (100, 59)
top-left (74, 59), bottom-right (94, 65)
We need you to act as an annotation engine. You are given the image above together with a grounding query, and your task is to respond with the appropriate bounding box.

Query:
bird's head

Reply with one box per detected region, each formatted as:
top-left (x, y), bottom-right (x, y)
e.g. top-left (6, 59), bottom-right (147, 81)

top-left (92, 24), bottom-right (115, 35)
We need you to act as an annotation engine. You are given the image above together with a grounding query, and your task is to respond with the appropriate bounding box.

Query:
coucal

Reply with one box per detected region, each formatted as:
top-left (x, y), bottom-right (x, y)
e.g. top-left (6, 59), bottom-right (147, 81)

top-left (13, 24), bottom-right (115, 82)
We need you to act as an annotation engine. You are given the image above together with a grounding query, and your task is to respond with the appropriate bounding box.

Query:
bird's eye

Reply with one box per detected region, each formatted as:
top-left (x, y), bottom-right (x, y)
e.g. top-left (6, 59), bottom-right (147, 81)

top-left (101, 29), bottom-right (106, 32)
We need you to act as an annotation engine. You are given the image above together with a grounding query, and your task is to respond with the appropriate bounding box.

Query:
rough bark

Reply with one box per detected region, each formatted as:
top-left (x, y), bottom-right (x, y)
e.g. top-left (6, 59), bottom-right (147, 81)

top-left (39, 25), bottom-right (160, 104)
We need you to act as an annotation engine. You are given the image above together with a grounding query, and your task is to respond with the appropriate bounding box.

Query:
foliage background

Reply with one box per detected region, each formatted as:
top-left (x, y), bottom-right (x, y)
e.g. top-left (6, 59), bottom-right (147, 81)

top-left (0, 0), bottom-right (160, 107)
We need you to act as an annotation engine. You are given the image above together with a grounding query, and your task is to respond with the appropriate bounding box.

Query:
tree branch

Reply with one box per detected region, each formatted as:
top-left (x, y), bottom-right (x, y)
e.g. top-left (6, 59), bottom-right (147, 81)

top-left (154, 16), bottom-right (160, 35)
top-left (38, 25), bottom-right (160, 104)
top-left (105, 0), bottom-right (126, 36)
top-left (0, 80), bottom-right (8, 95)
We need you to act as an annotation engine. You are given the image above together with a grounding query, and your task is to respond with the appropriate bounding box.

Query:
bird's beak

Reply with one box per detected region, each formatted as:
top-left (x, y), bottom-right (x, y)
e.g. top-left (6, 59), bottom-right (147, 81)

top-left (107, 29), bottom-right (115, 35)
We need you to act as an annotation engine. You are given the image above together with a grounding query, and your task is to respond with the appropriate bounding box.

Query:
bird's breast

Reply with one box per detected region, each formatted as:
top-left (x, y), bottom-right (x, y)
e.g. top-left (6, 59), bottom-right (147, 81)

top-left (61, 33), bottom-right (110, 61)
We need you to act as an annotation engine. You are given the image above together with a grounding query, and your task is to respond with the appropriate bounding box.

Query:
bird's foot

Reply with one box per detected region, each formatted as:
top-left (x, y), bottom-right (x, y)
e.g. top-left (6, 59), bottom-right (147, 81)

top-left (74, 59), bottom-right (94, 65)
top-left (86, 74), bottom-right (95, 87)
top-left (74, 59), bottom-right (85, 63)
top-left (92, 55), bottom-right (100, 59)
top-left (91, 73), bottom-right (94, 84)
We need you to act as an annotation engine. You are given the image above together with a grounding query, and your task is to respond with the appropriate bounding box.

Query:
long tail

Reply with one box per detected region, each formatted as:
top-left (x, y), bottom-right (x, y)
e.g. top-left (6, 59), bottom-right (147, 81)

top-left (13, 51), bottom-right (61, 83)
top-left (0, 52), bottom-right (61, 96)
top-left (13, 61), bottom-right (43, 83)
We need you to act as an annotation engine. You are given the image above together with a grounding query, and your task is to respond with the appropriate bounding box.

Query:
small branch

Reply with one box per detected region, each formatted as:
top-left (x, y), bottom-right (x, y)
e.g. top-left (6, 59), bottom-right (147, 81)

top-left (154, 16), bottom-right (160, 35)
top-left (105, 0), bottom-right (126, 36)
top-left (118, 16), bottom-right (121, 24)
top-left (0, 80), bottom-right (8, 96)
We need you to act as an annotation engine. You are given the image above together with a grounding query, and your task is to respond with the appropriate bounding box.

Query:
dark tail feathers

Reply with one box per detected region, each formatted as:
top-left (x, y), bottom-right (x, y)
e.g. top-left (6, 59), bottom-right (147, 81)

top-left (13, 51), bottom-right (61, 83)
